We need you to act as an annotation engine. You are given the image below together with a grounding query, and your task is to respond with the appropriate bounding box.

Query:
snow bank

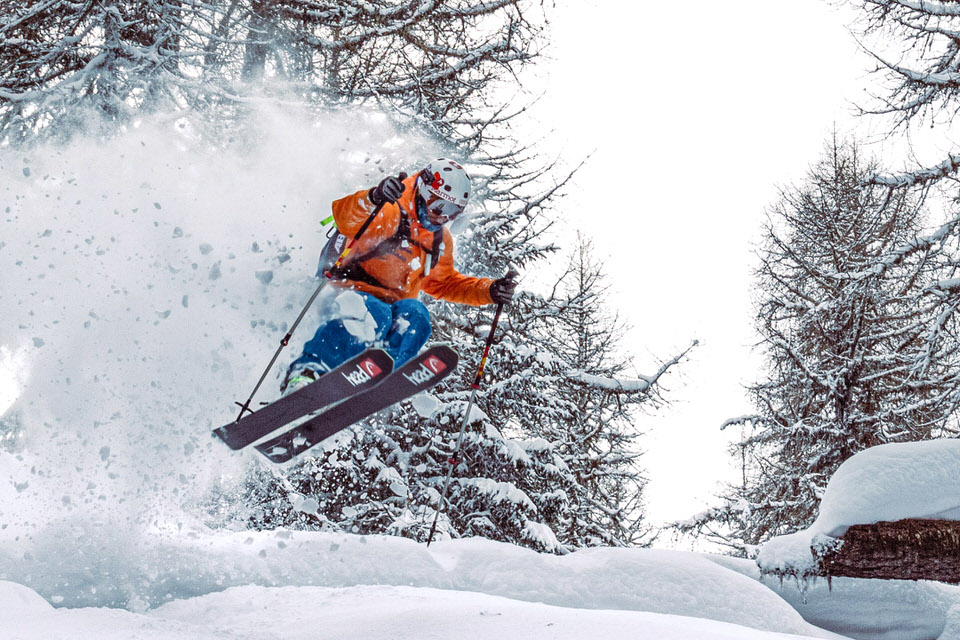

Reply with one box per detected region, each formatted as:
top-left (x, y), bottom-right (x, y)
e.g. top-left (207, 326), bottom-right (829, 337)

top-left (153, 584), bottom-right (831, 640)
top-left (763, 576), bottom-right (960, 640)
top-left (709, 554), bottom-right (960, 640)
top-left (0, 580), bottom-right (222, 640)
top-left (1, 582), bottom-right (833, 640)
top-left (0, 520), bottom-right (834, 637)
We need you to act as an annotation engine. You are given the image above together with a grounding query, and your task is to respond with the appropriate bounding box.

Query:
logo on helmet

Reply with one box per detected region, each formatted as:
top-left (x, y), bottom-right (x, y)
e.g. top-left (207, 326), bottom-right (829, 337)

top-left (431, 172), bottom-right (444, 190)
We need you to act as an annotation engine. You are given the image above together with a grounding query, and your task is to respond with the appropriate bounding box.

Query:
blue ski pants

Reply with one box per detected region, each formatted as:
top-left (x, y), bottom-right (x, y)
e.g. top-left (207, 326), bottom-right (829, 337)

top-left (288, 289), bottom-right (432, 376)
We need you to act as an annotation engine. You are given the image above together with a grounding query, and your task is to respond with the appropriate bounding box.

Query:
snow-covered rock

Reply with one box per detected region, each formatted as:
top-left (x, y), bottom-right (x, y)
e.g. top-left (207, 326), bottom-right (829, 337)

top-left (758, 439), bottom-right (960, 579)
top-left (815, 440), bottom-right (960, 537)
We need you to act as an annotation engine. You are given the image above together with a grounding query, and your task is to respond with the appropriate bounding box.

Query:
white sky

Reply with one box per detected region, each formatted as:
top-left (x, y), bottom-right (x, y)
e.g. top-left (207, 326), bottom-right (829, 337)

top-left (536, 0), bottom-right (877, 534)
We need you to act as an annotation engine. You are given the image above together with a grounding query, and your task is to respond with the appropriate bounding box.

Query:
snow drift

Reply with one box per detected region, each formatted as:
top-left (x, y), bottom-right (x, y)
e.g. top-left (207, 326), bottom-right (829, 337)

top-left (0, 516), bottom-right (837, 639)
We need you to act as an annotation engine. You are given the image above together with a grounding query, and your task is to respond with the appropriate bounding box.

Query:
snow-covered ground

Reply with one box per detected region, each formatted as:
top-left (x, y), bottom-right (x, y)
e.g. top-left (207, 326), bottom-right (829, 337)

top-left (4, 509), bottom-right (960, 640)
top-left (0, 581), bottom-right (834, 640)
top-left (3, 115), bottom-right (960, 639)
top-left (0, 506), bottom-right (840, 640)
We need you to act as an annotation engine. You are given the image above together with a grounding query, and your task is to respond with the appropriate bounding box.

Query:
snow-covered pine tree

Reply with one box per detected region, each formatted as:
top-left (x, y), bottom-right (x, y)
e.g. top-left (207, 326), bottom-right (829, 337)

top-left (412, 233), bottom-right (689, 549)
top-left (241, 235), bottom-right (690, 552)
top-left (243, 398), bottom-right (582, 553)
top-left (0, 0), bottom-right (192, 142)
top-left (681, 136), bottom-right (960, 552)
top-left (487, 235), bottom-right (692, 548)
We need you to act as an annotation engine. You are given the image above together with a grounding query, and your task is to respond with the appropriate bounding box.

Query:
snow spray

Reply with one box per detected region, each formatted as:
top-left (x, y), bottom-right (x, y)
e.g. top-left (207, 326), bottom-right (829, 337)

top-left (0, 105), bottom-right (439, 607)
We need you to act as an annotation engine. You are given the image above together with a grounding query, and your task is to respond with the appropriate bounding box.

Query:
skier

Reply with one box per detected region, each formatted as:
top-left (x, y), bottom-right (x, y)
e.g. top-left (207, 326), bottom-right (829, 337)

top-left (282, 158), bottom-right (517, 393)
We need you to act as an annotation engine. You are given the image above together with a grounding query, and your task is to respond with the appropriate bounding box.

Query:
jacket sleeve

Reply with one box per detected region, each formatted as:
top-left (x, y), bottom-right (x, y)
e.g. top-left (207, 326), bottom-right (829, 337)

top-left (421, 229), bottom-right (495, 306)
top-left (330, 189), bottom-right (380, 238)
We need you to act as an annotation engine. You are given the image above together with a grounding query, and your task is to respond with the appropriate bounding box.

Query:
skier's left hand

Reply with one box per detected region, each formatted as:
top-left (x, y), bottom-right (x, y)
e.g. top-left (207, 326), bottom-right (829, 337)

top-left (490, 272), bottom-right (518, 305)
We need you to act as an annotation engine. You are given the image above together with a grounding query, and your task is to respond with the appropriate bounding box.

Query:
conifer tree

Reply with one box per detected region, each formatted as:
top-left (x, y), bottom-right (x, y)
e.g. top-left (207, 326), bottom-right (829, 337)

top-left (0, 0), bottom-right (194, 141)
top-left (681, 137), bottom-right (960, 552)
top-left (239, 235), bottom-right (690, 551)
top-left (504, 235), bottom-right (691, 547)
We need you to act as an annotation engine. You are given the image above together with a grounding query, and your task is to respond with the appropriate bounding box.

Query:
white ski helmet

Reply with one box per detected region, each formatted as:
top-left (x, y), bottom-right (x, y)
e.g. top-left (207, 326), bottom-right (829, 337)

top-left (417, 158), bottom-right (471, 223)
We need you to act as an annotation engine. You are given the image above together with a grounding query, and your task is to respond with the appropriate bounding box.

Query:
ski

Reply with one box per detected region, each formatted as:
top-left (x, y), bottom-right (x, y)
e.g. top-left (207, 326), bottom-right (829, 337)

top-left (255, 344), bottom-right (459, 464)
top-left (213, 348), bottom-right (394, 450)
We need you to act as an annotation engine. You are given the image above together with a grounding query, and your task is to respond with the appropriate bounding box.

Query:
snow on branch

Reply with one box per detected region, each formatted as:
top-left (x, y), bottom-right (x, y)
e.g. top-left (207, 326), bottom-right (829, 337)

top-left (867, 152), bottom-right (960, 187)
top-left (566, 371), bottom-right (653, 392)
top-left (927, 277), bottom-right (960, 295)
top-left (888, 0), bottom-right (960, 16)
top-left (882, 60), bottom-right (960, 89)
top-left (566, 341), bottom-right (697, 394)
top-left (720, 414), bottom-right (765, 432)
top-left (455, 477), bottom-right (536, 512)
top-left (825, 215), bottom-right (960, 282)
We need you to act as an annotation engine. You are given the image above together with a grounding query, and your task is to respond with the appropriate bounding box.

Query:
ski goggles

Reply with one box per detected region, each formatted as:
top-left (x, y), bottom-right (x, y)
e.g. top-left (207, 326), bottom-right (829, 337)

top-left (422, 192), bottom-right (465, 223)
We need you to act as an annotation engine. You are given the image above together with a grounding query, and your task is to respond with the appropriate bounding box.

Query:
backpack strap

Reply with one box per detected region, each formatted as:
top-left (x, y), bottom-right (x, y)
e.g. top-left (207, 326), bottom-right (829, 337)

top-left (424, 228), bottom-right (443, 277)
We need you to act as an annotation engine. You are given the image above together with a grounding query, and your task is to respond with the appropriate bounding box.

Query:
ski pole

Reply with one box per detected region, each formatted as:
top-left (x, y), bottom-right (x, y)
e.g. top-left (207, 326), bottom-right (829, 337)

top-left (426, 270), bottom-right (517, 547)
top-left (233, 177), bottom-right (404, 421)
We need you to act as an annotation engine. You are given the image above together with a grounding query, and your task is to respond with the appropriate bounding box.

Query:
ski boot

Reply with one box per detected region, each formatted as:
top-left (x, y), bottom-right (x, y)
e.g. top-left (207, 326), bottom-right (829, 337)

top-left (281, 367), bottom-right (322, 396)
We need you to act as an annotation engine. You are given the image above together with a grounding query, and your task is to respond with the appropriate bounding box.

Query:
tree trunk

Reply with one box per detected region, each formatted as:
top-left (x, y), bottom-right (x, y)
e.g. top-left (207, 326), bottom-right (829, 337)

top-left (242, 0), bottom-right (272, 82)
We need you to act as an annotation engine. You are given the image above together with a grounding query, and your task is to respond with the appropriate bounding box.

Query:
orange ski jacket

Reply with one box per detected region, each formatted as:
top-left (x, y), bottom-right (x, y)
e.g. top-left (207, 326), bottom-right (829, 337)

top-left (328, 174), bottom-right (494, 306)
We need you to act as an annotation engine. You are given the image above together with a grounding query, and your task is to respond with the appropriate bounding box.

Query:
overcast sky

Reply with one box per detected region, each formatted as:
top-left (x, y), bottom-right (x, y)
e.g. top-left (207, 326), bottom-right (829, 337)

top-left (535, 0), bottom-right (878, 534)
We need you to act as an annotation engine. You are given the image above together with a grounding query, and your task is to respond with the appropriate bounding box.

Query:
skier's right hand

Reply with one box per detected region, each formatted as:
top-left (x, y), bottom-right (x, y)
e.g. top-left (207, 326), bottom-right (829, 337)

top-left (369, 172), bottom-right (407, 206)
top-left (490, 270), bottom-right (518, 305)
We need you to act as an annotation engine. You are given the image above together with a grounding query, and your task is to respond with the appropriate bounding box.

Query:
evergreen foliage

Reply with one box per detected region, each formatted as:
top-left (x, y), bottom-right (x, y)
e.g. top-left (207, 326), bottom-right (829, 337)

top-left (680, 137), bottom-right (960, 553)
top-left (240, 236), bottom-right (689, 552)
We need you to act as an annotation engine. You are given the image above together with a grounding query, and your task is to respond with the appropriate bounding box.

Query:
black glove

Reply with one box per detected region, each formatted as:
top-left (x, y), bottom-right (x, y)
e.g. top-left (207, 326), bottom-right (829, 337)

top-left (368, 172), bottom-right (407, 206)
top-left (490, 272), bottom-right (518, 305)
